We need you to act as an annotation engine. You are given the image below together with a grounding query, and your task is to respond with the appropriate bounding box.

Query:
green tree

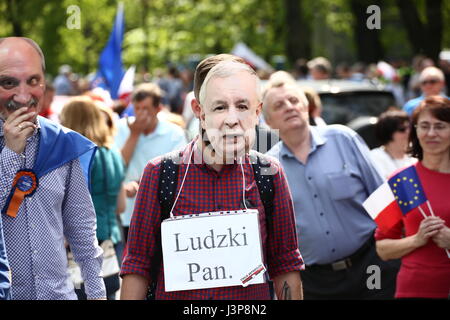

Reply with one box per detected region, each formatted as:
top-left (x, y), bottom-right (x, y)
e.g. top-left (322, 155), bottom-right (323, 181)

top-left (396, 0), bottom-right (443, 62)
top-left (349, 0), bottom-right (384, 64)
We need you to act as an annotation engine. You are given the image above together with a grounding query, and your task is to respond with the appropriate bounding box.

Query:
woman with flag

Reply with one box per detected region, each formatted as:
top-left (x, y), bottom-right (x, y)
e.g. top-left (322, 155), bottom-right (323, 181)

top-left (374, 96), bottom-right (450, 299)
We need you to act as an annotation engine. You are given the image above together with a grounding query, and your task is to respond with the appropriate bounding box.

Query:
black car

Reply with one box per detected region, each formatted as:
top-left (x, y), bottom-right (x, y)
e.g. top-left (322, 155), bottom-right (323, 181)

top-left (297, 79), bottom-right (397, 148)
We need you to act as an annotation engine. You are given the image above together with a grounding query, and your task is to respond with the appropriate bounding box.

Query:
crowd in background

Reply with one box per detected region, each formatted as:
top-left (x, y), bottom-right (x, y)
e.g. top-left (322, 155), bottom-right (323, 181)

top-left (2, 39), bottom-right (449, 300)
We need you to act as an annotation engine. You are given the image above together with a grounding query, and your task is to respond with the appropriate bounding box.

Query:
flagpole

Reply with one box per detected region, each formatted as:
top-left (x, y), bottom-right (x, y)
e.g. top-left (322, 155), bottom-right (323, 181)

top-left (426, 201), bottom-right (435, 216)
top-left (424, 201), bottom-right (450, 259)
top-left (417, 205), bottom-right (428, 219)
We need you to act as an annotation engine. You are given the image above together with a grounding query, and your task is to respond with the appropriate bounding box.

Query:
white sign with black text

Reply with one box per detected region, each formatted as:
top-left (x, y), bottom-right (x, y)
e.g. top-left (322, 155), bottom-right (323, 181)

top-left (161, 209), bottom-right (265, 292)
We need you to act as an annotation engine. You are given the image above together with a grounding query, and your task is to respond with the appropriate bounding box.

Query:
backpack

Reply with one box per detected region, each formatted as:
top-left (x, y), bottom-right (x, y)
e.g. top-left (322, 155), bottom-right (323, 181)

top-left (147, 150), bottom-right (275, 299)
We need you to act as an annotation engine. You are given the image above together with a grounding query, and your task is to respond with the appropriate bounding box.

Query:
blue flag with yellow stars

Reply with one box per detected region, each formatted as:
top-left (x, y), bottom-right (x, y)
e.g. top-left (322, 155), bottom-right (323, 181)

top-left (387, 166), bottom-right (428, 215)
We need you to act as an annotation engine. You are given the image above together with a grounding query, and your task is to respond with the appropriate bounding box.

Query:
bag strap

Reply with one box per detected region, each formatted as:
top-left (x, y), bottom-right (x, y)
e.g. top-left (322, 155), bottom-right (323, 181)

top-left (158, 151), bottom-right (182, 220)
top-left (249, 151), bottom-right (275, 234)
top-left (147, 151), bottom-right (181, 298)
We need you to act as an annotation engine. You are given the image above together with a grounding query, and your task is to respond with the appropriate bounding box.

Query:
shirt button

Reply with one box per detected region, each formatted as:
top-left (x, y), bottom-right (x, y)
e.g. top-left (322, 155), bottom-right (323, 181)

top-left (326, 231), bottom-right (330, 235)
top-left (33, 250), bottom-right (38, 254)
top-left (332, 249), bottom-right (336, 253)
top-left (314, 194), bottom-right (318, 198)
top-left (320, 212), bottom-right (324, 216)
top-left (308, 177), bottom-right (312, 180)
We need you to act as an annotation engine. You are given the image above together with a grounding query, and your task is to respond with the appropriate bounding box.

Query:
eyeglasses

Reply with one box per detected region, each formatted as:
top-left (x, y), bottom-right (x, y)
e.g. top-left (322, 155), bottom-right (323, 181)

top-left (397, 126), bottom-right (409, 133)
top-left (420, 79), bottom-right (440, 86)
top-left (415, 122), bottom-right (450, 133)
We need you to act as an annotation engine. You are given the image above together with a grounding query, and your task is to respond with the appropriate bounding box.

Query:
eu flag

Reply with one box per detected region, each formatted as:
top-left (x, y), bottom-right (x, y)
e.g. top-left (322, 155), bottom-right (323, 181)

top-left (388, 166), bottom-right (427, 215)
top-left (98, 2), bottom-right (125, 99)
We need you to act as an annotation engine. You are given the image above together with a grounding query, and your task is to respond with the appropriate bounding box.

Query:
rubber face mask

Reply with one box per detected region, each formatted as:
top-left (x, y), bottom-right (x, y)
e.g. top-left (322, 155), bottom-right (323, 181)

top-left (200, 72), bottom-right (260, 164)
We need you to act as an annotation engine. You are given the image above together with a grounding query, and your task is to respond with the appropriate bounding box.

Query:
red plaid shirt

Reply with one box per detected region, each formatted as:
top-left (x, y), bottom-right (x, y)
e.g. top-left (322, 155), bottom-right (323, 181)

top-left (121, 141), bottom-right (304, 300)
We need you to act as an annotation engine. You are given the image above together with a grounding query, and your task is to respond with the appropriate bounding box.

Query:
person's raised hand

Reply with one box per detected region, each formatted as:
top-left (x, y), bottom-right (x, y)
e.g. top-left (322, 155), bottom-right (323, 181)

top-left (127, 109), bottom-right (151, 136)
top-left (3, 107), bottom-right (37, 154)
top-left (124, 181), bottom-right (139, 198)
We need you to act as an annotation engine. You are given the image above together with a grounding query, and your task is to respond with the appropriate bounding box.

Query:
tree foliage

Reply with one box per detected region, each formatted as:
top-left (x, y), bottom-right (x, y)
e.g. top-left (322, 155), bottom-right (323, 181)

top-left (1, 0), bottom-right (450, 77)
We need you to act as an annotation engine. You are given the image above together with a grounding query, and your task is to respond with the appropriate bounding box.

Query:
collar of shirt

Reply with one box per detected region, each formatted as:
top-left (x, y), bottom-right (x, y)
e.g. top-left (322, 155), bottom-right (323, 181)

top-left (280, 126), bottom-right (327, 159)
top-left (0, 118), bottom-right (4, 137)
top-left (127, 118), bottom-right (166, 138)
top-left (140, 119), bottom-right (164, 138)
top-left (152, 119), bottom-right (170, 136)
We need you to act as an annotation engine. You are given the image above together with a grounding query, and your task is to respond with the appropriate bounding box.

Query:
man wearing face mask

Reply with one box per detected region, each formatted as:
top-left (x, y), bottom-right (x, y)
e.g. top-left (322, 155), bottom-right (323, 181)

top-left (120, 56), bottom-right (304, 300)
top-left (0, 37), bottom-right (106, 300)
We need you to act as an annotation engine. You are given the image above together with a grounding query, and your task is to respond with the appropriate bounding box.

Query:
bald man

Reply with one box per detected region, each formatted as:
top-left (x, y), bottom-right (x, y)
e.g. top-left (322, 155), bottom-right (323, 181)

top-left (0, 37), bottom-right (106, 300)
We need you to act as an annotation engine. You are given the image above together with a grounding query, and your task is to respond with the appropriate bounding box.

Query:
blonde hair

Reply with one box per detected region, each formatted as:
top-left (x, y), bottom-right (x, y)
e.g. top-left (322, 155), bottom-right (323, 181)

top-left (60, 96), bottom-right (114, 148)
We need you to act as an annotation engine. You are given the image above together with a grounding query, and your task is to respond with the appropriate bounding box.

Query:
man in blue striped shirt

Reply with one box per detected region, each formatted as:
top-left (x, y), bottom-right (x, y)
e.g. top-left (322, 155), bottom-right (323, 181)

top-left (0, 37), bottom-right (106, 300)
top-left (264, 79), bottom-right (399, 299)
top-left (0, 217), bottom-right (10, 300)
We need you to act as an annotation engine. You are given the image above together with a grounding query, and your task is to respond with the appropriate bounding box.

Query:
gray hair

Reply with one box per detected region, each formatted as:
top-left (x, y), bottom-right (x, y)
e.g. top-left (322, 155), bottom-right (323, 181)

top-left (0, 37), bottom-right (46, 73)
top-left (198, 60), bottom-right (261, 105)
top-left (261, 80), bottom-right (309, 120)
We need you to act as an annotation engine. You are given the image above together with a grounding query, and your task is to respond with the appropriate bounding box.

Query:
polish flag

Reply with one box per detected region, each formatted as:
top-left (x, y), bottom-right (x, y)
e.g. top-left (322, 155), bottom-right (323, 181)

top-left (118, 65), bottom-right (136, 104)
top-left (363, 182), bottom-right (403, 233)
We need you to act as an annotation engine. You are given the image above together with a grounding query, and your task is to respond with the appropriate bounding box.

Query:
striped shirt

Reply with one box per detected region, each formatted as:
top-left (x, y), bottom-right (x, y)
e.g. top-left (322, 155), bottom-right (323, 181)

top-left (0, 118), bottom-right (105, 300)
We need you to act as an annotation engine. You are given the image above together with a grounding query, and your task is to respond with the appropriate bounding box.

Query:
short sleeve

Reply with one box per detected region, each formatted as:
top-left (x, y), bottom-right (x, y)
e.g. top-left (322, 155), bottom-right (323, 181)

top-left (374, 220), bottom-right (404, 241)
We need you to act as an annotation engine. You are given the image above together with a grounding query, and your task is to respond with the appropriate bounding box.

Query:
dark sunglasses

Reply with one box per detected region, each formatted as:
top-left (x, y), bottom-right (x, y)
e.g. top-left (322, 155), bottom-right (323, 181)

top-left (421, 79), bottom-right (440, 85)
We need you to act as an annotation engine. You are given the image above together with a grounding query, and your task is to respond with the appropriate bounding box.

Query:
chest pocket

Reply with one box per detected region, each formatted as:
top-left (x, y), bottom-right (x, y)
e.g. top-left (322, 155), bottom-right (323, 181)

top-left (326, 171), bottom-right (364, 200)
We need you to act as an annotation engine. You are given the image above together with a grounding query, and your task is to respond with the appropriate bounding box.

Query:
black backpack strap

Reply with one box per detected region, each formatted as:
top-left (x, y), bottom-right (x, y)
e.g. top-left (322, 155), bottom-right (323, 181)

top-left (158, 152), bottom-right (181, 220)
top-left (147, 151), bottom-right (181, 299)
top-left (250, 151), bottom-right (275, 235)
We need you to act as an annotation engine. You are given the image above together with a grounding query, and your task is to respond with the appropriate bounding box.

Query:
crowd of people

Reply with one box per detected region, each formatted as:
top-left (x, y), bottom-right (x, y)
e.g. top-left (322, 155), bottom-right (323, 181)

top-left (0, 36), bottom-right (449, 300)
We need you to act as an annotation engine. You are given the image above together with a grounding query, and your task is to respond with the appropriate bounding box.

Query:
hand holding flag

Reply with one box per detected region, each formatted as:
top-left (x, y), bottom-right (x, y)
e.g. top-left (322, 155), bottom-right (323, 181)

top-left (363, 165), bottom-right (450, 258)
top-left (414, 216), bottom-right (446, 247)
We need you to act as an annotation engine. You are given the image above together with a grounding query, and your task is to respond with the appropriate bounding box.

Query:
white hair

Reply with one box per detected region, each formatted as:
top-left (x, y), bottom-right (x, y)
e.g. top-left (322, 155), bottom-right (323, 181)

top-left (198, 60), bottom-right (262, 105)
top-left (420, 66), bottom-right (445, 82)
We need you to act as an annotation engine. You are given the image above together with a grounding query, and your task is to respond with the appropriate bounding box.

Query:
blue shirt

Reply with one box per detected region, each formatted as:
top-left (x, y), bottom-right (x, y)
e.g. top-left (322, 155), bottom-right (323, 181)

top-left (0, 118), bottom-right (105, 300)
top-left (403, 94), bottom-right (449, 116)
top-left (266, 125), bottom-right (383, 265)
top-left (114, 117), bottom-right (187, 226)
top-left (0, 217), bottom-right (10, 300)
